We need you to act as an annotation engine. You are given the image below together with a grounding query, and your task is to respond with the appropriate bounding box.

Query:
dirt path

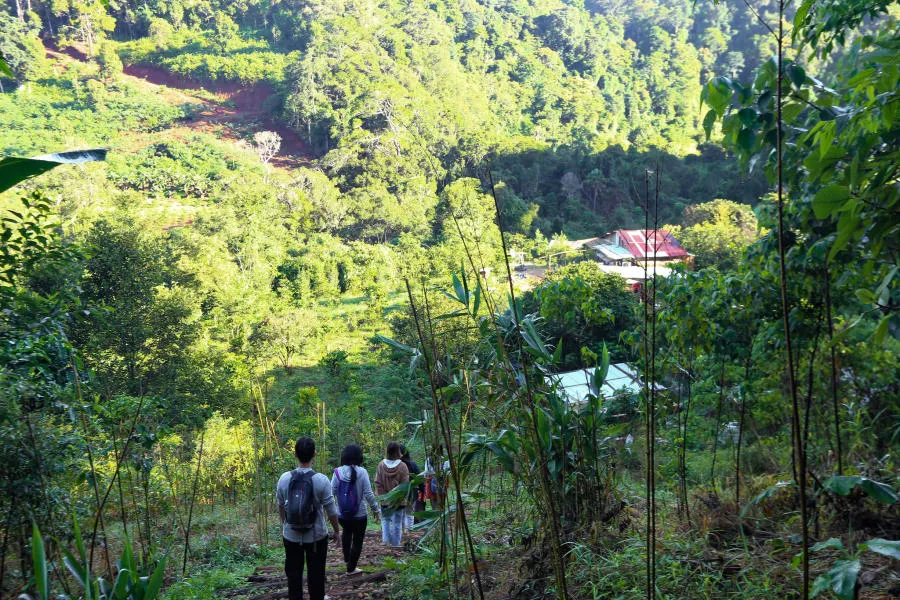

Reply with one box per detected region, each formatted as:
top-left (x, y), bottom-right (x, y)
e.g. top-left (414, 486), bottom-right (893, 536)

top-left (44, 44), bottom-right (313, 169)
top-left (222, 532), bottom-right (419, 599)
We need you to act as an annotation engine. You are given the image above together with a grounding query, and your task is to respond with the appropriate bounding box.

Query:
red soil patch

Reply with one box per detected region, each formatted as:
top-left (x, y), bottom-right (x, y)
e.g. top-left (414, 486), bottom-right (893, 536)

top-left (123, 63), bottom-right (311, 166)
top-left (43, 42), bottom-right (312, 168)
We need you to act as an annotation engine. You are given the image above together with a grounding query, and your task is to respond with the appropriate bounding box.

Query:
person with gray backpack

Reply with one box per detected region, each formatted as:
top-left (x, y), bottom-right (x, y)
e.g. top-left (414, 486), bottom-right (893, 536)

top-left (277, 437), bottom-right (340, 600)
top-left (331, 444), bottom-right (380, 575)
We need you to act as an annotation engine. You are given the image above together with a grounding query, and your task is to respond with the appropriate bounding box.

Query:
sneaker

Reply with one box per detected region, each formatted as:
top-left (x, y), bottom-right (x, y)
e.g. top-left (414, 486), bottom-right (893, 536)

top-left (347, 569), bottom-right (364, 576)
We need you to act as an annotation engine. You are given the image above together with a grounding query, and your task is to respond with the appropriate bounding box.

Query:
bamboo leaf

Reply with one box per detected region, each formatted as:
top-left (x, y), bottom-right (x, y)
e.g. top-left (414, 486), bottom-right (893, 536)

top-left (0, 55), bottom-right (12, 78)
top-left (452, 271), bottom-right (467, 306)
top-left (374, 334), bottom-right (416, 355)
top-left (31, 523), bottom-right (48, 600)
top-left (740, 481), bottom-right (794, 518)
top-left (145, 555), bottom-right (167, 600)
top-left (0, 150), bottom-right (107, 193)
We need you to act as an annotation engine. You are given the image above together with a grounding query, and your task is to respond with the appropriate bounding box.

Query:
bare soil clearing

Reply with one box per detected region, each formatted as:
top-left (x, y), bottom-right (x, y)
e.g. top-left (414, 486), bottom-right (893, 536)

top-left (45, 44), bottom-right (313, 168)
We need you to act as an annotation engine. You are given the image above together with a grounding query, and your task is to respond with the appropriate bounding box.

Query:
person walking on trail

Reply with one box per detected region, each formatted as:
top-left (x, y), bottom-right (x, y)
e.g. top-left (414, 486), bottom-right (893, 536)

top-left (374, 441), bottom-right (409, 547)
top-left (399, 445), bottom-right (423, 530)
top-left (331, 444), bottom-right (381, 576)
top-left (277, 437), bottom-right (340, 600)
top-left (424, 455), bottom-right (450, 511)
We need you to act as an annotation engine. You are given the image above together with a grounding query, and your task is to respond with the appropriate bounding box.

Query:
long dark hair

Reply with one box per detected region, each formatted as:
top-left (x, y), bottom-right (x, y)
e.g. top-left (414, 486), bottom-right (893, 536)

top-left (341, 444), bottom-right (364, 485)
top-left (399, 444), bottom-right (411, 467)
top-left (386, 441), bottom-right (402, 460)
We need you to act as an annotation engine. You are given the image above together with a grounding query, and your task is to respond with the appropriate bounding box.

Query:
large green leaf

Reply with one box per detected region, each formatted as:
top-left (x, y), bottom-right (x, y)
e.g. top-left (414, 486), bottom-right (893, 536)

top-left (0, 55), bottom-right (12, 78)
top-left (788, 64), bottom-right (807, 87)
top-left (144, 555), bottom-right (168, 600)
top-left (811, 559), bottom-right (860, 600)
top-left (810, 537), bottom-right (845, 552)
top-left (812, 184), bottom-right (850, 219)
top-left (823, 476), bottom-right (899, 504)
top-left (859, 478), bottom-right (899, 504)
top-left (31, 522), bottom-right (49, 600)
top-left (862, 538), bottom-right (900, 560)
top-left (702, 109), bottom-right (718, 139)
top-left (0, 149), bottom-right (107, 193)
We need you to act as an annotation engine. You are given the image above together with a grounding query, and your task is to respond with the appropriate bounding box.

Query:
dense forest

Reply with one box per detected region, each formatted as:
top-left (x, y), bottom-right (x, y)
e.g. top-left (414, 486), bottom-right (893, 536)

top-left (1, 0), bottom-right (898, 598)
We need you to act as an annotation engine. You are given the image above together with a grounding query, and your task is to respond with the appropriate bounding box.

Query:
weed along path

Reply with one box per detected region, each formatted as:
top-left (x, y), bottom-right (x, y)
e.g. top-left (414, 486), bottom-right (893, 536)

top-left (222, 532), bottom-right (418, 599)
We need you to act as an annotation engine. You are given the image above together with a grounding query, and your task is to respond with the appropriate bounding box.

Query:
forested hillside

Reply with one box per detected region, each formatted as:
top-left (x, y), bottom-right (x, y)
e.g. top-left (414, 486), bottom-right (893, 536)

top-left (2, 0), bottom-right (898, 598)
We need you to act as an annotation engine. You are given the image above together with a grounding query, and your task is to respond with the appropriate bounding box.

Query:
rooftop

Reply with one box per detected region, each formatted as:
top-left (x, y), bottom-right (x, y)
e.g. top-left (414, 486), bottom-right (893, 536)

top-left (547, 363), bottom-right (656, 405)
top-left (597, 264), bottom-right (672, 282)
top-left (615, 229), bottom-right (689, 260)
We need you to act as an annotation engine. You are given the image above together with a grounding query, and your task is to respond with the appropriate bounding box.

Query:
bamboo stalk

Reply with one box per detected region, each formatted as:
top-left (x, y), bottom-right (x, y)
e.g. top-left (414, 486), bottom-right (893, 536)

top-left (775, 3), bottom-right (809, 593)
top-left (182, 426), bottom-right (206, 577)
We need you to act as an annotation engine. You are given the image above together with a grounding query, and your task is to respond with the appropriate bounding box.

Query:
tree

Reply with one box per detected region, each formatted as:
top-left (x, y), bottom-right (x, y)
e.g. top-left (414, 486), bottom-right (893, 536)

top-left (54, 0), bottom-right (116, 56)
top-left (0, 11), bottom-right (47, 91)
top-left (247, 308), bottom-right (319, 373)
top-left (73, 219), bottom-right (201, 405)
top-left (211, 10), bottom-right (239, 52)
top-left (0, 193), bottom-right (86, 580)
top-left (253, 131), bottom-right (281, 183)
top-left (527, 262), bottom-right (639, 366)
top-left (148, 17), bottom-right (174, 50)
top-left (96, 42), bottom-right (122, 81)
top-left (701, 0), bottom-right (899, 343)
top-left (667, 199), bottom-right (759, 270)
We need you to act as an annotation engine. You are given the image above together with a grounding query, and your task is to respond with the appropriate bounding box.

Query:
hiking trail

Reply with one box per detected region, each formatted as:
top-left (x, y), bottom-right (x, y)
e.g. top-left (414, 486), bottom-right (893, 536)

top-left (221, 532), bottom-right (420, 599)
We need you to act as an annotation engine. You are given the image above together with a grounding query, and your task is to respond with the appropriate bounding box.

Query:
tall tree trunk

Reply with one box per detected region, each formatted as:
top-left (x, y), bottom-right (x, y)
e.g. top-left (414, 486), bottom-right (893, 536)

top-left (824, 266), bottom-right (843, 473)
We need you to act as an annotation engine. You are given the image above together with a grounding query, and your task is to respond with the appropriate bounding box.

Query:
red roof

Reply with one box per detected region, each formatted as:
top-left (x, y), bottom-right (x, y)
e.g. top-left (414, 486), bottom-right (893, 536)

top-left (615, 229), bottom-right (689, 260)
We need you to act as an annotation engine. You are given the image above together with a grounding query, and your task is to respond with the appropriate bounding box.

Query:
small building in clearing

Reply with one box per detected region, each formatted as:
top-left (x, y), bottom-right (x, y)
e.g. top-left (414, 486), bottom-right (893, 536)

top-left (547, 363), bottom-right (661, 405)
top-left (593, 229), bottom-right (692, 267)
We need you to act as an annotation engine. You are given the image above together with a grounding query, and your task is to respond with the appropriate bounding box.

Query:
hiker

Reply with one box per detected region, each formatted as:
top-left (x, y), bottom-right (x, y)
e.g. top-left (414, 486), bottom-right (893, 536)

top-left (424, 455), bottom-right (450, 511)
top-left (374, 441), bottom-right (409, 547)
top-left (277, 437), bottom-right (340, 600)
top-left (399, 445), bottom-right (423, 530)
top-left (331, 444), bottom-right (381, 575)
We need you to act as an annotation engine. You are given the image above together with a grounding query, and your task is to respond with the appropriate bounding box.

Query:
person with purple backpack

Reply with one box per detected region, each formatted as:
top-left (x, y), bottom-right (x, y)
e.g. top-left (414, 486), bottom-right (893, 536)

top-left (331, 444), bottom-right (381, 575)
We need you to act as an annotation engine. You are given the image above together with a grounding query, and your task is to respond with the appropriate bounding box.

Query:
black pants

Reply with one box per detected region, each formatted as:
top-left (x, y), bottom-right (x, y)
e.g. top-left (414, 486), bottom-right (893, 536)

top-left (283, 536), bottom-right (328, 600)
top-left (339, 517), bottom-right (367, 572)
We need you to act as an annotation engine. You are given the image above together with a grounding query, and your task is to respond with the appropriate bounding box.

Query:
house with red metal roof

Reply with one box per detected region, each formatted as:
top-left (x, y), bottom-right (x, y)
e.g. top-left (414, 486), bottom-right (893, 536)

top-left (592, 229), bottom-right (693, 266)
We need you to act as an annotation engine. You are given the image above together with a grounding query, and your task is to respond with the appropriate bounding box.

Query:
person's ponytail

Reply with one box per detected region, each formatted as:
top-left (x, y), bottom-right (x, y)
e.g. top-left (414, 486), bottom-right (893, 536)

top-left (340, 444), bottom-right (363, 486)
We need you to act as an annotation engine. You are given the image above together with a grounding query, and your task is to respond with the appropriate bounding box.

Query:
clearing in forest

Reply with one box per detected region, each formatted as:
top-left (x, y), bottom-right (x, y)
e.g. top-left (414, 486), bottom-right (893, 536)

top-left (44, 44), bottom-right (312, 168)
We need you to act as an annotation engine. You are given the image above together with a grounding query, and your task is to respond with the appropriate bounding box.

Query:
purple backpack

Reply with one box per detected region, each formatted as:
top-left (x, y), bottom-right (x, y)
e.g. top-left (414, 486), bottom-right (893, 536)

top-left (334, 467), bottom-right (362, 519)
